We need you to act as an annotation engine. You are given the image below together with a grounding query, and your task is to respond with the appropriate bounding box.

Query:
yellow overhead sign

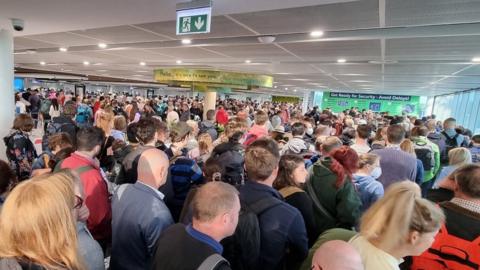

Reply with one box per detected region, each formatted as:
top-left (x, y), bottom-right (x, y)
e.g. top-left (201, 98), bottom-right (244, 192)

top-left (154, 68), bottom-right (273, 88)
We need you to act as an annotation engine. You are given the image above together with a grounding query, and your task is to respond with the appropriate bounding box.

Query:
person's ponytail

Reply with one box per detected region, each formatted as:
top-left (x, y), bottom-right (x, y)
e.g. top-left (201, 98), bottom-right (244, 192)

top-left (360, 181), bottom-right (443, 252)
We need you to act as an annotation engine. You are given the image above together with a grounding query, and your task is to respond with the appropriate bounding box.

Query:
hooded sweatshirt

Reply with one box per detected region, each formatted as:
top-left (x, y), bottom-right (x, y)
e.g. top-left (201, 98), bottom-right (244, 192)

top-left (306, 157), bottom-right (362, 234)
top-left (199, 120), bottom-right (218, 140)
top-left (352, 174), bottom-right (384, 213)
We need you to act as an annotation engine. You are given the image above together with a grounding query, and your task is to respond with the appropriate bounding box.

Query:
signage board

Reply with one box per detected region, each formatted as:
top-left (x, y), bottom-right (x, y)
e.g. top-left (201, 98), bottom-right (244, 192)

top-left (322, 91), bottom-right (421, 116)
top-left (176, 6), bottom-right (211, 35)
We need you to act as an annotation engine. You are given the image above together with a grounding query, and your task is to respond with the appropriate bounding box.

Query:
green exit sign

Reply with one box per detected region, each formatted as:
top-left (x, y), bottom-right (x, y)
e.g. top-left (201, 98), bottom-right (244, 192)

top-left (176, 7), bottom-right (211, 35)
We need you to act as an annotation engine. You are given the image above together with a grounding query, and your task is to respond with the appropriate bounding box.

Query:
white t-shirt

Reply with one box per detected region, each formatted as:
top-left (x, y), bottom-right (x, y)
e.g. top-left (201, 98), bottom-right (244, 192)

top-left (49, 105), bottom-right (61, 118)
top-left (15, 101), bottom-right (26, 114)
top-left (349, 235), bottom-right (402, 270)
top-left (351, 143), bottom-right (371, 155)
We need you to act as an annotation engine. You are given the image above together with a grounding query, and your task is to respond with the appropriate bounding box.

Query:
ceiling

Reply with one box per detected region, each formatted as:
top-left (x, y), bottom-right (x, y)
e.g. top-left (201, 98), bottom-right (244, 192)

top-left (7, 0), bottom-right (480, 96)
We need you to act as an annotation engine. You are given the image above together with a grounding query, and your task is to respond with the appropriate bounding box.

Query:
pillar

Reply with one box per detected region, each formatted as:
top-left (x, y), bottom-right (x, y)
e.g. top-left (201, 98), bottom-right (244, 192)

top-left (0, 29), bottom-right (14, 160)
top-left (203, 90), bottom-right (217, 120)
top-left (302, 91), bottom-right (311, 114)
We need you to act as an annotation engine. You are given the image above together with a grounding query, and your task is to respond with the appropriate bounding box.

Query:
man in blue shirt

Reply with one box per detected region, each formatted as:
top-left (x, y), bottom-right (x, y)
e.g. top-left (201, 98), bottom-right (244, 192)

top-left (111, 148), bottom-right (173, 270)
top-left (152, 182), bottom-right (240, 270)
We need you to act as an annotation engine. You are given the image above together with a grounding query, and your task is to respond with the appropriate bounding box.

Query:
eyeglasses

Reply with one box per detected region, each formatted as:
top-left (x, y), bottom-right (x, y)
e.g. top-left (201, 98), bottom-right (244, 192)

top-left (74, 195), bottom-right (84, 209)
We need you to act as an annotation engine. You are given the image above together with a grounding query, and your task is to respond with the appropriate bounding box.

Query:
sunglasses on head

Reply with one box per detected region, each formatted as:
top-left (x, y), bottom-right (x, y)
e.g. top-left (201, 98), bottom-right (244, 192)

top-left (74, 195), bottom-right (83, 209)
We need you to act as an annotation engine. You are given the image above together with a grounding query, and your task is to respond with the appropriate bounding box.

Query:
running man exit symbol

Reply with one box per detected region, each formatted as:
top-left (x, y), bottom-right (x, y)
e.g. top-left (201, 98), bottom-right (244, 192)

top-left (181, 17), bottom-right (191, 32)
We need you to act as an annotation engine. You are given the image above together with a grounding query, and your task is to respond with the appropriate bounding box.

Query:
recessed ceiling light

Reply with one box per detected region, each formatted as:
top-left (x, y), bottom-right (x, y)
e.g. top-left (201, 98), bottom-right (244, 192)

top-left (83, 61), bottom-right (90, 66)
top-left (176, 60), bottom-right (183, 64)
top-left (294, 89), bottom-right (297, 92)
top-left (59, 47), bottom-right (68, 52)
top-left (245, 60), bottom-right (251, 64)
top-left (140, 61), bottom-right (146, 66)
top-left (98, 43), bottom-right (107, 49)
top-left (285, 87), bottom-right (288, 90)
top-left (472, 57), bottom-right (480, 62)
top-left (337, 58), bottom-right (347, 63)
top-left (274, 86), bottom-right (278, 88)
top-left (40, 61), bottom-right (46, 66)
top-left (181, 39), bottom-right (192, 45)
top-left (310, 31), bottom-right (324, 38)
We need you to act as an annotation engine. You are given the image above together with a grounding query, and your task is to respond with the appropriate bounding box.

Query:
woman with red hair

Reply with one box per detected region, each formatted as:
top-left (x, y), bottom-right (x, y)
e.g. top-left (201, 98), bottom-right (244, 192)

top-left (305, 146), bottom-right (362, 234)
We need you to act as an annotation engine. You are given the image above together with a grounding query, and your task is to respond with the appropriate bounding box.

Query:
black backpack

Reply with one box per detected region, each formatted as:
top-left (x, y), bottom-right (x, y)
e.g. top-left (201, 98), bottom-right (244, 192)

top-left (211, 143), bottom-right (245, 186)
top-left (441, 131), bottom-right (460, 164)
top-left (414, 141), bottom-right (435, 171)
top-left (41, 120), bottom-right (75, 151)
top-left (222, 196), bottom-right (282, 270)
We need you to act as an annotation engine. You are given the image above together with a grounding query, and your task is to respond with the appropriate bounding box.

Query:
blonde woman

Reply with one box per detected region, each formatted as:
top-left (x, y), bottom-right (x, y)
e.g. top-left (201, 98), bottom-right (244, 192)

top-left (434, 147), bottom-right (472, 187)
top-left (48, 171), bottom-right (105, 270)
top-left (349, 181), bottom-right (445, 270)
top-left (95, 107), bottom-right (115, 170)
top-left (188, 133), bottom-right (214, 166)
top-left (0, 174), bottom-right (86, 269)
top-left (400, 139), bottom-right (424, 185)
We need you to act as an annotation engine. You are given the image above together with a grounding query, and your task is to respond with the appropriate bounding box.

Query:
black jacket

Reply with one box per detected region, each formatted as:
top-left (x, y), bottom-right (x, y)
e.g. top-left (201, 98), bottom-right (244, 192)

top-left (152, 224), bottom-right (231, 270)
top-left (238, 181), bottom-right (308, 270)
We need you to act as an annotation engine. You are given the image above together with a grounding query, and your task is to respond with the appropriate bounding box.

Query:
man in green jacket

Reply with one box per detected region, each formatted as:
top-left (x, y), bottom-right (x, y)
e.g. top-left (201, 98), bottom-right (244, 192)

top-left (411, 126), bottom-right (441, 194)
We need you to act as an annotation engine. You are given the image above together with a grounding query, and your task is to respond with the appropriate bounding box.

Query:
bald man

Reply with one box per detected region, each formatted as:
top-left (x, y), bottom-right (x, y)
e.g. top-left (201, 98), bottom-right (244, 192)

top-left (111, 148), bottom-right (174, 270)
top-left (311, 240), bottom-right (364, 270)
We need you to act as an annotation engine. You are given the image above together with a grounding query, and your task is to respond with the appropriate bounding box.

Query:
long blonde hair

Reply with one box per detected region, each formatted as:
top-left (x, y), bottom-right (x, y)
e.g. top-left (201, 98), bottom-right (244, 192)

top-left (0, 173), bottom-right (85, 270)
top-left (96, 106), bottom-right (114, 136)
top-left (198, 133), bottom-right (214, 155)
top-left (360, 181), bottom-right (444, 252)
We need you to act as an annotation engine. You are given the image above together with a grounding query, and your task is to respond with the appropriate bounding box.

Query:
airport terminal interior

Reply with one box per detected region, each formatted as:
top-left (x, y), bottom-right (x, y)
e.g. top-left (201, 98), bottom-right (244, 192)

top-left (0, 1), bottom-right (480, 270)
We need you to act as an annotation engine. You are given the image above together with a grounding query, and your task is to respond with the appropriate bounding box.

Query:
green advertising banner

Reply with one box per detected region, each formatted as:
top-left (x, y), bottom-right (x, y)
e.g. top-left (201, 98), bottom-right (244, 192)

top-left (322, 92), bottom-right (420, 116)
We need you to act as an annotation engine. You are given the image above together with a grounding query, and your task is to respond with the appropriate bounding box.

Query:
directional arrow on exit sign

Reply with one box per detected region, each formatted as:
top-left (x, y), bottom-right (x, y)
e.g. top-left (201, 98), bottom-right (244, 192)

top-left (194, 17), bottom-right (205, 30)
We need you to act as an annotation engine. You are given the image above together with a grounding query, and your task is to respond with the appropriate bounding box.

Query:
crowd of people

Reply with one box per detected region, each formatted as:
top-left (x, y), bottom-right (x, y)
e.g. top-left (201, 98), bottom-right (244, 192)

top-left (1, 88), bottom-right (479, 270)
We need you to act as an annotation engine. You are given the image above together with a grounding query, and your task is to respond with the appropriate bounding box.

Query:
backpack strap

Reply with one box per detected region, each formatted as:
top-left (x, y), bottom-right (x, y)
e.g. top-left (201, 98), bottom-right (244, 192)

top-left (278, 186), bottom-right (304, 199)
top-left (248, 196), bottom-right (282, 216)
top-left (306, 179), bottom-right (336, 222)
top-left (76, 165), bottom-right (95, 174)
top-left (53, 159), bottom-right (94, 175)
top-left (197, 253), bottom-right (229, 270)
top-left (53, 159), bottom-right (65, 173)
